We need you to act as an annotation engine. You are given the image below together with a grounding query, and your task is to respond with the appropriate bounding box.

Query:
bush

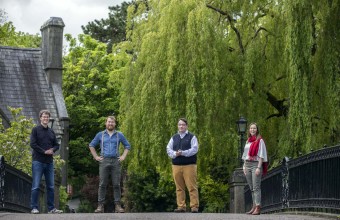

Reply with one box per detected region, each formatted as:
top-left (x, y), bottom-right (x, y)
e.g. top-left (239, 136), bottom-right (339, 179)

top-left (0, 107), bottom-right (34, 175)
top-left (125, 168), bottom-right (176, 212)
top-left (199, 175), bottom-right (229, 213)
top-left (59, 186), bottom-right (69, 211)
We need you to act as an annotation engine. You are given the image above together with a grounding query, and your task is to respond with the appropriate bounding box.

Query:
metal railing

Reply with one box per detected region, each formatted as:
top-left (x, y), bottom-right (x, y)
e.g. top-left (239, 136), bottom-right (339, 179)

top-left (0, 155), bottom-right (46, 213)
top-left (245, 144), bottom-right (340, 214)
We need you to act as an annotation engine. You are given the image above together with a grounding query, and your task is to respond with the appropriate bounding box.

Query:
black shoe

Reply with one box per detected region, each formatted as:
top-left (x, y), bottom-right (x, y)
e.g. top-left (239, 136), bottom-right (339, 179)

top-left (174, 207), bottom-right (186, 213)
top-left (191, 207), bottom-right (198, 213)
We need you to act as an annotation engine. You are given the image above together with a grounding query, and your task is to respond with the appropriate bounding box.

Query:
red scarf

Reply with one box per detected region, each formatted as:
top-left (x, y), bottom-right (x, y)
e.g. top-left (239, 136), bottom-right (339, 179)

top-left (247, 135), bottom-right (268, 176)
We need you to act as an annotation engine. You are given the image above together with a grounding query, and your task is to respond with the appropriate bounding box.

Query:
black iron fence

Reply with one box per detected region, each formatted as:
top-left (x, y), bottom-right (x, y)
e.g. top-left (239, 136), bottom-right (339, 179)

top-left (0, 155), bottom-right (46, 213)
top-left (245, 144), bottom-right (340, 214)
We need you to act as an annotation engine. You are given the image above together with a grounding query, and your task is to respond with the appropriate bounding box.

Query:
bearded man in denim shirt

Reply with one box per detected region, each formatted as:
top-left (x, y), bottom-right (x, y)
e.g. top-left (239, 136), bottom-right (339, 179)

top-left (89, 116), bottom-right (131, 213)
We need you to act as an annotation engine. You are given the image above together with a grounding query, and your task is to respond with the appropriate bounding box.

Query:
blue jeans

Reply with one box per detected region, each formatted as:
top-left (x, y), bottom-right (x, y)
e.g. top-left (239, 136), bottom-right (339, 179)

top-left (31, 160), bottom-right (55, 211)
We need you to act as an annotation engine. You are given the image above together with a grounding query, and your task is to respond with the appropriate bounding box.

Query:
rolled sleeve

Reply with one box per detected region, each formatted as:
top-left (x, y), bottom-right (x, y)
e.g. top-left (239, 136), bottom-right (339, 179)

top-left (89, 132), bottom-right (101, 148)
top-left (119, 132), bottom-right (131, 150)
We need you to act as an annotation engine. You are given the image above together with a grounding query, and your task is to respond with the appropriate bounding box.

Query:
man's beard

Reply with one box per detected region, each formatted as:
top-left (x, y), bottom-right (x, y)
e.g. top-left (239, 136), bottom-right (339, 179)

top-left (106, 126), bottom-right (114, 131)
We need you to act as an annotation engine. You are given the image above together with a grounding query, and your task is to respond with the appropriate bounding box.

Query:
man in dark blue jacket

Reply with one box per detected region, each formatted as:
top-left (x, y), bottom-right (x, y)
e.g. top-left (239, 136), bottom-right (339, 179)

top-left (30, 110), bottom-right (62, 214)
top-left (166, 118), bottom-right (199, 213)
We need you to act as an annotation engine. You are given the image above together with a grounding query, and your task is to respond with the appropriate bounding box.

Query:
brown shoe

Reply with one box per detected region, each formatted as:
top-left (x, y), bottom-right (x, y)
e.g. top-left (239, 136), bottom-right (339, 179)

top-left (252, 205), bottom-right (261, 215)
top-left (191, 207), bottom-right (198, 213)
top-left (174, 207), bottom-right (186, 213)
top-left (94, 203), bottom-right (104, 213)
top-left (115, 204), bottom-right (125, 213)
top-left (246, 205), bottom-right (255, 214)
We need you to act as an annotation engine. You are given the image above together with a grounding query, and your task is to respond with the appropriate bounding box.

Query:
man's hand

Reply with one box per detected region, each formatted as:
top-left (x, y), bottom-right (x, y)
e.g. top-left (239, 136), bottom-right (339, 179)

top-left (118, 155), bottom-right (126, 162)
top-left (45, 149), bottom-right (54, 155)
top-left (94, 155), bottom-right (103, 161)
top-left (176, 150), bottom-right (182, 157)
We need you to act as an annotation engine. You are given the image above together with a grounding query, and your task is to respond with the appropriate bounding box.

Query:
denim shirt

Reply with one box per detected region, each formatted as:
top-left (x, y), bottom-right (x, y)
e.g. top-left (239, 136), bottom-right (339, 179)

top-left (89, 130), bottom-right (131, 157)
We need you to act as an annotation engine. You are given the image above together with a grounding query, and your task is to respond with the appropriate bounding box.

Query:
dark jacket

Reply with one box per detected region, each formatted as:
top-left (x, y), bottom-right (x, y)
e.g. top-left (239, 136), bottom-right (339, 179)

top-left (30, 125), bottom-right (59, 164)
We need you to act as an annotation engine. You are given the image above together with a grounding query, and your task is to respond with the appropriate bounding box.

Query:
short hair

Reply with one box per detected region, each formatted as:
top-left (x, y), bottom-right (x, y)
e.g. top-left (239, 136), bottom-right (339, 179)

top-left (178, 118), bottom-right (188, 125)
top-left (39, 110), bottom-right (51, 118)
top-left (106, 116), bottom-right (116, 122)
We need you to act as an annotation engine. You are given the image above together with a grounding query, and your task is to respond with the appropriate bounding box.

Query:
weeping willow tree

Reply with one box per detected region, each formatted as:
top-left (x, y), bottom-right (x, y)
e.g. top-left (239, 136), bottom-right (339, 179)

top-left (117, 0), bottom-right (339, 211)
top-left (120, 0), bottom-right (240, 178)
top-left (119, 0), bottom-right (239, 211)
top-left (309, 0), bottom-right (340, 149)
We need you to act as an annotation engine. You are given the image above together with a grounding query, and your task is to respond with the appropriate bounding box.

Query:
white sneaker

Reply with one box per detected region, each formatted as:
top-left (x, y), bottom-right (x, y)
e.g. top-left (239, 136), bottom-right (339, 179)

top-left (31, 208), bottom-right (39, 214)
top-left (48, 208), bottom-right (63, 214)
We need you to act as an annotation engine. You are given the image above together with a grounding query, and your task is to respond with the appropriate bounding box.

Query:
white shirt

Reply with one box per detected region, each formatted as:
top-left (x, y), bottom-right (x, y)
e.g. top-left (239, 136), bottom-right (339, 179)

top-left (166, 131), bottom-right (199, 159)
top-left (242, 139), bottom-right (268, 162)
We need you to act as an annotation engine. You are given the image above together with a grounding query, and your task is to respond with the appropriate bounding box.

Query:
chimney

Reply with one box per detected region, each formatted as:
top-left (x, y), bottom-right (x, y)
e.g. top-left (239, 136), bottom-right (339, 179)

top-left (40, 17), bottom-right (65, 85)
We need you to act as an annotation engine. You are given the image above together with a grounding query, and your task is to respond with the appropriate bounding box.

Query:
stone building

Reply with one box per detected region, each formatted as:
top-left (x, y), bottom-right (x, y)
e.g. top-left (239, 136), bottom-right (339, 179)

top-left (0, 17), bottom-right (69, 186)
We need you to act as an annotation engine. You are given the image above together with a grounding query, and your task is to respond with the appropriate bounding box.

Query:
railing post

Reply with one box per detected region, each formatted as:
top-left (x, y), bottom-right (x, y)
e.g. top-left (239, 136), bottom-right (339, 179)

top-left (0, 156), bottom-right (5, 208)
top-left (282, 156), bottom-right (289, 209)
top-left (229, 168), bottom-right (247, 213)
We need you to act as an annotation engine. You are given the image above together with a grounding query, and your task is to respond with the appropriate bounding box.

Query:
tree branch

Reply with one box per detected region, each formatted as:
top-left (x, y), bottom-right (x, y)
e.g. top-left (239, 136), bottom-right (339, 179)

top-left (266, 91), bottom-right (289, 118)
top-left (206, 4), bottom-right (245, 54)
top-left (245, 27), bottom-right (269, 48)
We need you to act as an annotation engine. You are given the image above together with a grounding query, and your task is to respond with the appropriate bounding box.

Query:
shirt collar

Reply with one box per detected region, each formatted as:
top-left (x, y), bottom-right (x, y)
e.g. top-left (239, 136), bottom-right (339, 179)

top-left (178, 130), bottom-right (188, 137)
top-left (104, 129), bottom-right (117, 134)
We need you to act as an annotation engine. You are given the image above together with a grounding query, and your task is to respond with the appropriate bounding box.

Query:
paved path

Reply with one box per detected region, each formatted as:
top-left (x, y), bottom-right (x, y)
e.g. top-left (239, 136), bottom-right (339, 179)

top-left (0, 212), bottom-right (337, 220)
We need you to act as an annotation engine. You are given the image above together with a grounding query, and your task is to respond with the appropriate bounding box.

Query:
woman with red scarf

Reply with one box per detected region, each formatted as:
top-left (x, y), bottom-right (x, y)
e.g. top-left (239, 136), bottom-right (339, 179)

top-left (242, 123), bottom-right (268, 215)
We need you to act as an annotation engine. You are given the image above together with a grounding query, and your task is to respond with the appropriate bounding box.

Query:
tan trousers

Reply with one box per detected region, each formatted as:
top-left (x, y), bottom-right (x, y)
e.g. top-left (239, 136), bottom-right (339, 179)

top-left (172, 164), bottom-right (199, 209)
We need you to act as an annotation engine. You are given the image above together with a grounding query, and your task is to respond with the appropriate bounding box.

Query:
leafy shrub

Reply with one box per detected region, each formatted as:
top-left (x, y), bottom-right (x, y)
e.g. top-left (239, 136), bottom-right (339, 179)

top-left (125, 168), bottom-right (176, 212)
top-left (199, 175), bottom-right (229, 213)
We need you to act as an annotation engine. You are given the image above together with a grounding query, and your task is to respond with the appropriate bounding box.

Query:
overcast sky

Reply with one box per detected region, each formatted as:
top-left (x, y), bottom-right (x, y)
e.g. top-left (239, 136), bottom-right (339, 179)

top-left (0, 0), bottom-right (126, 37)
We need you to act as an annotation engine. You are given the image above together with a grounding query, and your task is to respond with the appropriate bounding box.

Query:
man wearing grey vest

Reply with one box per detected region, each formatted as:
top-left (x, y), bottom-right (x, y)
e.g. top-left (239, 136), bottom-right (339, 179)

top-left (166, 118), bottom-right (199, 213)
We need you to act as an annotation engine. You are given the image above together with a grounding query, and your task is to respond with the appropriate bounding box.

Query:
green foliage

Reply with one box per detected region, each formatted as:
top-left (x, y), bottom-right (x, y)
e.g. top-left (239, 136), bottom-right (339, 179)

top-left (199, 175), bottom-right (229, 213)
top-left (59, 186), bottom-right (69, 211)
top-left (0, 107), bottom-right (34, 174)
top-left (121, 0), bottom-right (240, 180)
top-left (0, 10), bottom-right (41, 48)
top-left (82, 1), bottom-right (131, 53)
top-left (125, 168), bottom-right (176, 212)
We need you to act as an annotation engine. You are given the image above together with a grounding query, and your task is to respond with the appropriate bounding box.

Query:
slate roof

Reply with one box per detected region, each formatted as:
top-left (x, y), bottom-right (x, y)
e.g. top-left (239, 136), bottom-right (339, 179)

top-left (0, 46), bottom-right (63, 136)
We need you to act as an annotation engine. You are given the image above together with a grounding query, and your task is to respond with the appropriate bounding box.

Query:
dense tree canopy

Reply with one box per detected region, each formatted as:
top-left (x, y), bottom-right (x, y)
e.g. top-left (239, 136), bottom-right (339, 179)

top-left (81, 1), bottom-right (131, 53)
top-left (116, 0), bottom-right (339, 211)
